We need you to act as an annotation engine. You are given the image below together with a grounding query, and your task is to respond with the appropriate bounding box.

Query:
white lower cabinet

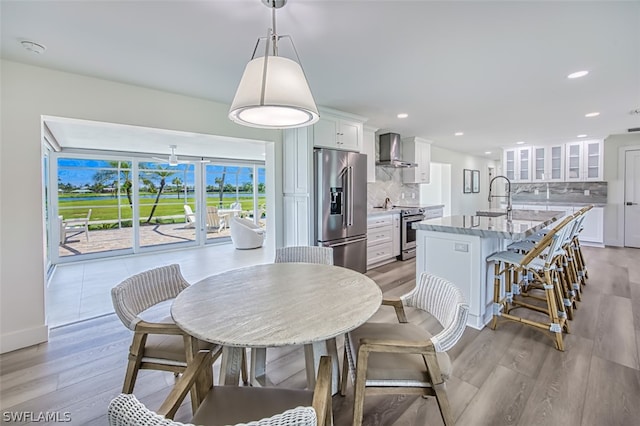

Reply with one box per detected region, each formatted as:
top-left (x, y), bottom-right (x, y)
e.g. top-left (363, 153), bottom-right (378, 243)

top-left (367, 213), bottom-right (399, 268)
top-left (579, 207), bottom-right (604, 245)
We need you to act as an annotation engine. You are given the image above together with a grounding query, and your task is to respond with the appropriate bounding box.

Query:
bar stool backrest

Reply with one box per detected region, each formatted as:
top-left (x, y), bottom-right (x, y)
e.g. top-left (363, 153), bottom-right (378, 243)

top-left (519, 214), bottom-right (574, 268)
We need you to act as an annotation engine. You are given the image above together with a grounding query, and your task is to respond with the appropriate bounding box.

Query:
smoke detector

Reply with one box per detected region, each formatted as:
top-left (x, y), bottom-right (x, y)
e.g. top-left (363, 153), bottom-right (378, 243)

top-left (630, 108), bottom-right (640, 115)
top-left (20, 40), bottom-right (46, 54)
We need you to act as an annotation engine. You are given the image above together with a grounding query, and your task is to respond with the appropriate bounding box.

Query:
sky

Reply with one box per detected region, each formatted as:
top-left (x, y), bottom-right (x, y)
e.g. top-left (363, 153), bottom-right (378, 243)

top-left (57, 158), bottom-right (265, 188)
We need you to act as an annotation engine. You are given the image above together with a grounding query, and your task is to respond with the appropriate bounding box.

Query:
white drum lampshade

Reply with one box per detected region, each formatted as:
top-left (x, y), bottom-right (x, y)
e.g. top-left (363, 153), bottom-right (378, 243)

top-left (228, 55), bottom-right (319, 129)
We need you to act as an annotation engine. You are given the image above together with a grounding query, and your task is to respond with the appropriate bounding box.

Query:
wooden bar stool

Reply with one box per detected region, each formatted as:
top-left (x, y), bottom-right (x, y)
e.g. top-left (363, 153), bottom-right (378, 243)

top-left (487, 215), bottom-right (574, 351)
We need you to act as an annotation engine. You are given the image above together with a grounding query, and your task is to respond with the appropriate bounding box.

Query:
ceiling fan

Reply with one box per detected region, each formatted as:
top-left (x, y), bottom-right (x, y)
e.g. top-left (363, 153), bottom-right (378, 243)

top-left (151, 145), bottom-right (210, 166)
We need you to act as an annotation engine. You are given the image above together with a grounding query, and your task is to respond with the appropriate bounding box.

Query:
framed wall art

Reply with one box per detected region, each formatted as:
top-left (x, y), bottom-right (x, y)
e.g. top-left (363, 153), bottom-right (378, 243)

top-left (463, 169), bottom-right (472, 193)
top-left (472, 170), bottom-right (480, 193)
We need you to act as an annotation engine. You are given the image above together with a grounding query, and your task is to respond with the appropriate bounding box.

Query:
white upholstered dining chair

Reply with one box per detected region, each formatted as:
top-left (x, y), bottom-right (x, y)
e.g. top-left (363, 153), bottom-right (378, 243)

top-left (111, 264), bottom-right (220, 412)
top-left (342, 272), bottom-right (468, 426)
top-left (107, 353), bottom-right (333, 426)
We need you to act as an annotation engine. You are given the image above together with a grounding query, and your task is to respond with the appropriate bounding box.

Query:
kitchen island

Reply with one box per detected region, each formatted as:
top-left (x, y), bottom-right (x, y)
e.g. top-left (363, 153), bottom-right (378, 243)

top-left (413, 210), bottom-right (564, 329)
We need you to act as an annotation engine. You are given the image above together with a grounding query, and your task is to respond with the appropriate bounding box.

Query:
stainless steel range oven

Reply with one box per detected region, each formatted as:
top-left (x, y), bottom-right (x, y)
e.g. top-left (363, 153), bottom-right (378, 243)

top-left (399, 207), bottom-right (425, 260)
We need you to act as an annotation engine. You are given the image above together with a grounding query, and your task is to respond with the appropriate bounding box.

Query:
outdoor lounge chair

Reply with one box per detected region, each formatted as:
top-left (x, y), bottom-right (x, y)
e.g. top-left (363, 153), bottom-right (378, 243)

top-left (183, 205), bottom-right (196, 228)
top-left (61, 209), bottom-right (92, 243)
top-left (229, 216), bottom-right (264, 249)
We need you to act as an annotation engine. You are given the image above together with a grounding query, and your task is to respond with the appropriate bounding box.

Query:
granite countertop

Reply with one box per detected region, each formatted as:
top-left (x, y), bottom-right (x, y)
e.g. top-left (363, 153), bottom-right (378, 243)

top-left (367, 204), bottom-right (444, 216)
top-left (477, 208), bottom-right (565, 221)
top-left (508, 201), bottom-right (606, 207)
top-left (367, 207), bottom-right (402, 216)
top-left (413, 210), bottom-right (564, 239)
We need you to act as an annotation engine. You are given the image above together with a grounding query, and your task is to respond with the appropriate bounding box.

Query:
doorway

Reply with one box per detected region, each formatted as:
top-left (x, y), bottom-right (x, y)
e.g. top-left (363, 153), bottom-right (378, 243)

top-left (624, 149), bottom-right (640, 248)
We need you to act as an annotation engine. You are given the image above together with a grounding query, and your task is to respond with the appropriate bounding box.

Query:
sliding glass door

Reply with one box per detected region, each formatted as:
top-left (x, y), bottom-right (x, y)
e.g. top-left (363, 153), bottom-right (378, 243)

top-left (137, 161), bottom-right (197, 249)
top-left (51, 152), bottom-right (266, 262)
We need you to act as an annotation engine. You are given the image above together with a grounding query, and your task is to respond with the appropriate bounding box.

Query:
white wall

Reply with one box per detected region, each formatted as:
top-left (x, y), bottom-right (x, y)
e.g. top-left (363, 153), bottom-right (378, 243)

top-left (0, 60), bottom-right (283, 353)
top-left (603, 133), bottom-right (640, 246)
top-left (430, 145), bottom-right (498, 215)
top-left (420, 162), bottom-right (452, 216)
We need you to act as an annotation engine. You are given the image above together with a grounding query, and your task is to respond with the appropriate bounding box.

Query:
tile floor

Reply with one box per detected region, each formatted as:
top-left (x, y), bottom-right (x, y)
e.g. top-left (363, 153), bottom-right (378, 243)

top-left (47, 242), bottom-right (275, 327)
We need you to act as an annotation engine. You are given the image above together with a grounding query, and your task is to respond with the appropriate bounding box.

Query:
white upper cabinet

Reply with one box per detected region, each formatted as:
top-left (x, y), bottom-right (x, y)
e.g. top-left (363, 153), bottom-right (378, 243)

top-left (503, 147), bottom-right (531, 182)
top-left (504, 140), bottom-right (601, 182)
top-left (565, 140), bottom-right (603, 181)
top-left (313, 109), bottom-right (364, 152)
top-left (362, 126), bottom-right (377, 183)
top-left (532, 145), bottom-right (564, 181)
top-left (402, 137), bottom-right (431, 184)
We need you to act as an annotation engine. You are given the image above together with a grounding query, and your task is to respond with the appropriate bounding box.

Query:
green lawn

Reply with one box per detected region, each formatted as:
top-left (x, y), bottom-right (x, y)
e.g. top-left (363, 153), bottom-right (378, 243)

top-left (58, 192), bottom-right (266, 228)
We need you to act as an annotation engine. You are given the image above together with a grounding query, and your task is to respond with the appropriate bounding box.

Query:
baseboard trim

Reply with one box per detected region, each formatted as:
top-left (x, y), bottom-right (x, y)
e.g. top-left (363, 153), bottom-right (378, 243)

top-left (0, 324), bottom-right (49, 354)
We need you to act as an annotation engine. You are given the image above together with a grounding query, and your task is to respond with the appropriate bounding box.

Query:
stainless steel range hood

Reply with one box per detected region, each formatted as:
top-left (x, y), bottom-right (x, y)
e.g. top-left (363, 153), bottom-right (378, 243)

top-left (376, 133), bottom-right (417, 168)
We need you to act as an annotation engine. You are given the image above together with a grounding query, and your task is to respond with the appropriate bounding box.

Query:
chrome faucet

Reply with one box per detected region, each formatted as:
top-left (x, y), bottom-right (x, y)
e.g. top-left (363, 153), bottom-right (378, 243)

top-left (488, 175), bottom-right (513, 220)
top-left (383, 197), bottom-right (392, 209)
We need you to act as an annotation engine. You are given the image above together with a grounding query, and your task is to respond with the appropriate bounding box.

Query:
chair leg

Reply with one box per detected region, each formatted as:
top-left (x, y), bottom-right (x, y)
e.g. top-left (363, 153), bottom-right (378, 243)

top-left (123, 333), bottom-right (147, 393)
top-left (432, 383), bottom-right (455, 426)
top-left (340, 343), bottom-right (349, 396)
top-left (543, 270), bottom-right (565, 351)
top-left (490, 261), bottom-right (501, 330)
top-left (352, 347), bottom-right (369, 426)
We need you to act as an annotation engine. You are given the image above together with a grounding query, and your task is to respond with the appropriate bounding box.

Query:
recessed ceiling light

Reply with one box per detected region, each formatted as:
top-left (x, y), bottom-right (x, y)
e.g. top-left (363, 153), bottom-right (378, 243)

top-left (585, 112), bottom-right (600, 118)
top-left (20, 40), bottom-right (46, 54)
top-left (397, 113), bottom-right (408, 119)
top-left (454, 132), bottom-right (464, 136)
top-left (484, 151), bottom-right (492, 155)
top-left (567, 70), bottom-right (589, 79)
top-left (516, 141), bottom-right (525, 145)
top-left (577, 134), bottom-right (588, 138)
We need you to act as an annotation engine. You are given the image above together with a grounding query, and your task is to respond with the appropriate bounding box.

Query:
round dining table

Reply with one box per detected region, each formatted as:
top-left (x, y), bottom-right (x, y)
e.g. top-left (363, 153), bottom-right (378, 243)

top-left (171, 262), bottom-right (382, 394)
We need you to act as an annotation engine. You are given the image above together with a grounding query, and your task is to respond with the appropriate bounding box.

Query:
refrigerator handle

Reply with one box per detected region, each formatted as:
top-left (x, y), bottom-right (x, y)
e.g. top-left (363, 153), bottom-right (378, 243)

top-left (347, 166), bottom-right (354, 227)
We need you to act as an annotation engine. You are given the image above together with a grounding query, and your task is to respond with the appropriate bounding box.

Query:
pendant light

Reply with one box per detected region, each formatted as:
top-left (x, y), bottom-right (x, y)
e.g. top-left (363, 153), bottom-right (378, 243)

top-left (228, 0), bottom-right (319, 129)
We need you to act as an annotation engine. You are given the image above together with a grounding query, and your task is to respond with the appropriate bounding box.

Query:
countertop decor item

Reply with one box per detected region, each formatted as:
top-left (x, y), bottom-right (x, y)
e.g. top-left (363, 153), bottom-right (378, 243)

top-left (228, 0), bottom-right (319, 129)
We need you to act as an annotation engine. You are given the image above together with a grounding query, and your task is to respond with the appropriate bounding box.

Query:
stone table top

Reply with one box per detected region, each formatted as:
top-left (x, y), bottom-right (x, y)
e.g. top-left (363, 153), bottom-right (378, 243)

top-left (171, 263), bottom-right (382, 348)
top-left (412, 210), bottom-right (564, 239)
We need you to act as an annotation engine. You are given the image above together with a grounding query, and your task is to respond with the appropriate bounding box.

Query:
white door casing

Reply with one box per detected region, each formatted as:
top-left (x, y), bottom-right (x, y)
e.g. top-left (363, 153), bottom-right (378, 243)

top-left (624, 149), bottom-right (640, 248)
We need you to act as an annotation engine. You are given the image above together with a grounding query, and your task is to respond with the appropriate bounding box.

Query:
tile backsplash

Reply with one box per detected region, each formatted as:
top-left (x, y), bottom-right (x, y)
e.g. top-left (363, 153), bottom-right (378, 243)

top-left (367, 166), bottom-right (419, 208)
top-left (511, 181), bottom-right (607, 204)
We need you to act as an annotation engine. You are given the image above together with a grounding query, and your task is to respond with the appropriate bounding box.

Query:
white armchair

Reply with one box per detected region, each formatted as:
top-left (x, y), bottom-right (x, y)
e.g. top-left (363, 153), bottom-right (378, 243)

top-left (230, 216), bottom-right (265, 250)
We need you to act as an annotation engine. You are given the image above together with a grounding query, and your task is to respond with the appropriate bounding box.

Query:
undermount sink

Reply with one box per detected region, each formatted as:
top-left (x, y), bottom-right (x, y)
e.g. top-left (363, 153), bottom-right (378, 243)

top-left (475, 210), bottom-right (507, 217)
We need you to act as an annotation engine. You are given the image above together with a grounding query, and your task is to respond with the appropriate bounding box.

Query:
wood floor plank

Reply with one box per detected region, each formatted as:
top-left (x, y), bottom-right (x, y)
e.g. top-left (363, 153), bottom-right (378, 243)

top-left (586, 259), bottom-right (631, 298)
top-left (456, 365), bottom-right (535, 426)
top-left (593, 294), bottom-right (639, 370)
top-left (498, 323), bottom-right (552, 379)
top-left (516, 334), bottom-right (593, 425)
top-left (581, 355), bottom-right (640, 426)
top-left (452, 321), bottom-right (521, 388)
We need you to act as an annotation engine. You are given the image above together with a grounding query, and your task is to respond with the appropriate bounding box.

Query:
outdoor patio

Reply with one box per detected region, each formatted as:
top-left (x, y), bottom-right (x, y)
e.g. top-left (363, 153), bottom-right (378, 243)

top-left (58, 222), bottom-right (234, 257)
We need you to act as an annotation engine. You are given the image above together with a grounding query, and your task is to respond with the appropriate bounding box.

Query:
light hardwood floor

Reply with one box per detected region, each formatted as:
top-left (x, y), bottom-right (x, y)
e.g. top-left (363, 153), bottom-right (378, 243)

top-left (2, 246), bottom-right (639, 425)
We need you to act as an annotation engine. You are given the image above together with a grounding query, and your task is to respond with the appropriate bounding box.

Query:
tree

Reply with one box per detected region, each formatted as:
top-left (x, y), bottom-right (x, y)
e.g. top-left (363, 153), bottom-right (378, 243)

top-left (144, 166), bottom-right (176, 223)
top-left (172, 177), bottom-right (183, 199)
top-left (93, 161), bottom-right (133, 206)
top-left (214, 167), bottom-right (227, 207)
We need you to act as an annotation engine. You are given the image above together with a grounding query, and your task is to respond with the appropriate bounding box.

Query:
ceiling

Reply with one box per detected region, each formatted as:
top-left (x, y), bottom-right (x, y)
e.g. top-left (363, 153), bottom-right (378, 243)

top-left (2, 0), bottom-right (639, 161)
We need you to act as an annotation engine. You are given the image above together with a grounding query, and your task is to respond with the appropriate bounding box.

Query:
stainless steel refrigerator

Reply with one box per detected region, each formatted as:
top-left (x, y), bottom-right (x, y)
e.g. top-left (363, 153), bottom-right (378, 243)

top-left (314, 148), bottom-right (368, 273)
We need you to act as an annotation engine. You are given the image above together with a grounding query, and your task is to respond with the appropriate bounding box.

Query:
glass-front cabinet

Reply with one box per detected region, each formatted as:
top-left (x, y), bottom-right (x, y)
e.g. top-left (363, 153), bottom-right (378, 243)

top-left (503, 147), bottom-right (531, 181)
top-left (532, 145), bottom-right (564, 181)
top-left (565, 140), bottom-right (602, 181)
top-left (504, 140), bottom-right (601, 182)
